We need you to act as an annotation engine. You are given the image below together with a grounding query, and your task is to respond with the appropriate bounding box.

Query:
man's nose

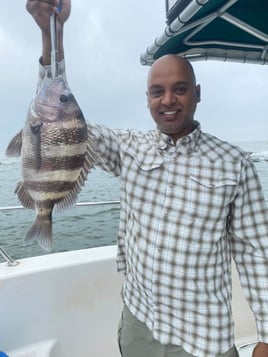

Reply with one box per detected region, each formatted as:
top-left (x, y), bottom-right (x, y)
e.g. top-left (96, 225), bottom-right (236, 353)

top-left (161, 91), bottom-right (176, 106)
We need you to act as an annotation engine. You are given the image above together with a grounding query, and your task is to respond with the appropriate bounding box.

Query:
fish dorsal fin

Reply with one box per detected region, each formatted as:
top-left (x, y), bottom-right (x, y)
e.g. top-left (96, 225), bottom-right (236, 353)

top-left (6, 130), bottom-right (23, 157)
top-left (54, 132), bottom-right (97, 212)
top-left (15, 182), bottom-right (35, 209)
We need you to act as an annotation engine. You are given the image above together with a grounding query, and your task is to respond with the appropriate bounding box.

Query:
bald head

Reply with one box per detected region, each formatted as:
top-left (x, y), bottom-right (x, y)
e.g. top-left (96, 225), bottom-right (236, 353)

top-left (147, 55), bottom-right (196, 87)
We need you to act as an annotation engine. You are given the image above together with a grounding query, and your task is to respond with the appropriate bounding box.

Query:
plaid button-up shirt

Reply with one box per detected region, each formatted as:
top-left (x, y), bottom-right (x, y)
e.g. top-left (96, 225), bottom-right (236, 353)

top-left (91, 122), bottom-right (268, 357)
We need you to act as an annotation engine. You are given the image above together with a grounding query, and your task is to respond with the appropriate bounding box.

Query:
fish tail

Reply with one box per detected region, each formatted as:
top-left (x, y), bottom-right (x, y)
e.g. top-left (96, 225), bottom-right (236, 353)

top-left (24, 214), bottom-right (53, 252)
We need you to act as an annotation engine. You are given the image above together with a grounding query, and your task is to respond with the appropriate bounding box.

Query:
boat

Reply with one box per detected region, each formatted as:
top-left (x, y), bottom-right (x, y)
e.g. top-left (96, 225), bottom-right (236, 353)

top-left (140, 0), bottom-right (268, 65)
top-left (1, 0), bottom-right (267, 355)
top-left (250, 151), bottom-right (268, 162)
top-left (0, 221), bottom-right (258, 356)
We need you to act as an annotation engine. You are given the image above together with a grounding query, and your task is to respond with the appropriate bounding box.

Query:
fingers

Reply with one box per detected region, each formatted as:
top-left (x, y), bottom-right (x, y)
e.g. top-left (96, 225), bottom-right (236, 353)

top-left (26, 0), bottom-right (71, 28)
top-left (26, 0), bottom-right (59, 15)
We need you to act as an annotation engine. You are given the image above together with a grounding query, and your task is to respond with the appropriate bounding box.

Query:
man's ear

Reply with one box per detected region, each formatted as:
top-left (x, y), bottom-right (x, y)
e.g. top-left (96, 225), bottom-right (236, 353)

top-left (196, 85), bottom-right (201, 102)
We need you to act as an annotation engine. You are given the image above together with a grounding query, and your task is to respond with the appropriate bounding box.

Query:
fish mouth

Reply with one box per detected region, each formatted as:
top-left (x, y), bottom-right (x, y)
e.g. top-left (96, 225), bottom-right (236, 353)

top-left (36, 103), bottom-right (60, 111)
top-left (32, 102), bottom-right (61, 122)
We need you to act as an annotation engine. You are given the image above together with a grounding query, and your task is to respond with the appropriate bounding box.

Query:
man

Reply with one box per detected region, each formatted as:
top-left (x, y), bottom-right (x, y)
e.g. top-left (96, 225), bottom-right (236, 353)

top-left (26, 1), bottom-right (268, 356)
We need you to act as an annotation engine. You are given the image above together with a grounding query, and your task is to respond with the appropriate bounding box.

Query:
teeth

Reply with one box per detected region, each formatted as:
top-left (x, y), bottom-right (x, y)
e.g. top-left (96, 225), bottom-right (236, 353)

top-left (163, 111), bottom-right (177, 115)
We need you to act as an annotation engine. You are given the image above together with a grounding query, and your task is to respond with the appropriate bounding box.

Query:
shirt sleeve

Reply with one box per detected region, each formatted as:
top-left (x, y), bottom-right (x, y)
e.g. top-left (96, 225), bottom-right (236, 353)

top-left (88, 123), bottom-right (123, 177)
top-left (229, 156), bottom-right (268, 342)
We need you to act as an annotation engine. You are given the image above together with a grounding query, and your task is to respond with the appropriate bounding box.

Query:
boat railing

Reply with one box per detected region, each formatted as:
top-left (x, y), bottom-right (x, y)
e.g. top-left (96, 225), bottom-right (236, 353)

top-left (0, 200), bottom-right (120, 212)
top-left (0, 246), bottom-right (19, 266)
top-left (0, 200), bottom-right (120, 267)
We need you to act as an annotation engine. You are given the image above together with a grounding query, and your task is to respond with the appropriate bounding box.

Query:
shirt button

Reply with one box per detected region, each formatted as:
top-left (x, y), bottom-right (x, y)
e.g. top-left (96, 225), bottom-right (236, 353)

top-left (182, 137), bottom-right (191, 144)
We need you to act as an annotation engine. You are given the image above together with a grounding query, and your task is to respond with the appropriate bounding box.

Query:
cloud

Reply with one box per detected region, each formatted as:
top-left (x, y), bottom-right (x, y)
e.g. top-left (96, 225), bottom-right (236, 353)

top-left (0, 28), bottom-right (16, 65)
top-left (194, 61), bottom-right (268, 141)
top-left (0, 0), bottom-right (267, 156)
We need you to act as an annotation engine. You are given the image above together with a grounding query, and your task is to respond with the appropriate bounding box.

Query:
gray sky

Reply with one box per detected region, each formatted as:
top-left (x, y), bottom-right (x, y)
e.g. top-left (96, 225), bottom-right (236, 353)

top-left (1, 0), bottom-right (267, 155)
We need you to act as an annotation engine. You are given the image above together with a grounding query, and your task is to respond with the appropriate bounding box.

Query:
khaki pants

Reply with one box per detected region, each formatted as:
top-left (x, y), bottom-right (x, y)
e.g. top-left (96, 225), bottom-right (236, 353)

top-left (118, 305), bottom-right (239, 357)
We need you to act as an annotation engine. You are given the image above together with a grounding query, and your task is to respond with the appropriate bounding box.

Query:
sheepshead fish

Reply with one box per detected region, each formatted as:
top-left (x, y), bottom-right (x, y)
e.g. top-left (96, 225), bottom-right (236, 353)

top-left (6, 76), bottom-right (95, 251)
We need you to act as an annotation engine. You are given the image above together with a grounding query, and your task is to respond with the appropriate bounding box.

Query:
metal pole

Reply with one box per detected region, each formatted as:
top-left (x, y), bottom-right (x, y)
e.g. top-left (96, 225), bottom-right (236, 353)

top-left (0, 246), bottom-right (19, 267)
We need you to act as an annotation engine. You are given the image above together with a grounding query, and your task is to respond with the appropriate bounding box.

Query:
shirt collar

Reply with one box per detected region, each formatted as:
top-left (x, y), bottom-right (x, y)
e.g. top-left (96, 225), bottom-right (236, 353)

top-left (177, 121), bottom-right (201, 153)
top-left (156, 130), bottom-right (170, 151)
top-left (155, 121), bottom-right (201, 153)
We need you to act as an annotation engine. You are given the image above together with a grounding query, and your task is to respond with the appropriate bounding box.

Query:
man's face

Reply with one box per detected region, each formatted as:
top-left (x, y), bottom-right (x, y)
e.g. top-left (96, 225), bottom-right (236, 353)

top-left (147, 56), bottom-right (201, 142)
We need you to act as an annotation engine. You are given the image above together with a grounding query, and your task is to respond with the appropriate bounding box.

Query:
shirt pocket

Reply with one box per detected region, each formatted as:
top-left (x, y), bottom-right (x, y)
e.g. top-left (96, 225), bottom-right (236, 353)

top-left (189, 175), bottom-right (237, 189)
top-left (184, 173), bottom-right (238, 222)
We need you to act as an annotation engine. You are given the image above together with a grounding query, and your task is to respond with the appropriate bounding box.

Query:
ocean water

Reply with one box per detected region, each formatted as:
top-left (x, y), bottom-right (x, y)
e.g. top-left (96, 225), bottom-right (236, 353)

top-left (0, 140), bottom-right (268, 262)
top-left (0, 160), bottom-right (120, 261)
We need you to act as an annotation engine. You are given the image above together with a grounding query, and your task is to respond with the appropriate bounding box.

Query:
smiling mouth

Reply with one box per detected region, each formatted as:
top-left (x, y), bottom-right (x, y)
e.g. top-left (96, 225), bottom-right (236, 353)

top-left (160, 110), bottom-right (181, 118)
top-left (163, 111), bottom-right (177, 115)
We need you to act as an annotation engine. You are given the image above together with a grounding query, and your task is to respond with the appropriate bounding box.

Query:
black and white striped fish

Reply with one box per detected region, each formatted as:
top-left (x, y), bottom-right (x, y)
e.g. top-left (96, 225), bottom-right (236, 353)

top-left (6, 76), bottom-right (95, 251)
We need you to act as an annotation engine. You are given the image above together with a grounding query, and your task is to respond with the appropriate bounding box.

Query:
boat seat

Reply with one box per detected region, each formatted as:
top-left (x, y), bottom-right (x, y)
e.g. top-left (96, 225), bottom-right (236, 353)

top-left (6, 339), bottom-right (57, 357)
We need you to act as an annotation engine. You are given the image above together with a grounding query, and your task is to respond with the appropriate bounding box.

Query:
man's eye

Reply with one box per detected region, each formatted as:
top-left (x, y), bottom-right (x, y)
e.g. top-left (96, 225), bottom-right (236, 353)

top-left (175, 87), bottom-right (186, 95)
top-left (150, 89), bottom-right (162, 97)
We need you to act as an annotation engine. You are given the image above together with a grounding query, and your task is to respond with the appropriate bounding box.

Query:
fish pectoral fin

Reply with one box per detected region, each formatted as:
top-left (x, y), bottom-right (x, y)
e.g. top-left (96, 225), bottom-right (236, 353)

top-left (30, 123), bottom-right (42, 170)
top-left (6, 130), bottom-right (23, 157)
top-left (15, 182), bottom-right (35, 209)
top-left (30, 123), bottom-right (42, 135)
top-left (24, 212), bottom-right (53, 252)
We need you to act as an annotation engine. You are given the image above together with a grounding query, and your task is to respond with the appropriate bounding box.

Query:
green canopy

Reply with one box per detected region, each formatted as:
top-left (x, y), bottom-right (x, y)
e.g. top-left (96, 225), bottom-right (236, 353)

top-left (140, 0), bottom-right (268, 65)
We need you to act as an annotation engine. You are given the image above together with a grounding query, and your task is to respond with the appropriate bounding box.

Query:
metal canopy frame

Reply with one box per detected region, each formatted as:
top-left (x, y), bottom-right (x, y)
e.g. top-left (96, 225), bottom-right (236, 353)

top-left (141, 0), bottom-right (268, 65)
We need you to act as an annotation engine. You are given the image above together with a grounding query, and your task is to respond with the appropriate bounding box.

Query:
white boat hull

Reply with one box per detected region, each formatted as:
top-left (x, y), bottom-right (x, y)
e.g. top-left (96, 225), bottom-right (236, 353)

top-left (0, 246), bottom-right (123, 357)
top-left (0, 245), bottom-right (257, 356)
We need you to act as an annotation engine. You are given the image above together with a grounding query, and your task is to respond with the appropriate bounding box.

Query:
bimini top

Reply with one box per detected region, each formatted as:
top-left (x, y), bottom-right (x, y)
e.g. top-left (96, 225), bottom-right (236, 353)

top-left (140, 0), bottom-right (268, 65)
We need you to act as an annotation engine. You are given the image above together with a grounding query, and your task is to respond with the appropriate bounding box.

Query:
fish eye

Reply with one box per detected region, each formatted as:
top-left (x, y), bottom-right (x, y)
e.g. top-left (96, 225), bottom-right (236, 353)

top-left (60, 94), bottom-right (68, 103)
